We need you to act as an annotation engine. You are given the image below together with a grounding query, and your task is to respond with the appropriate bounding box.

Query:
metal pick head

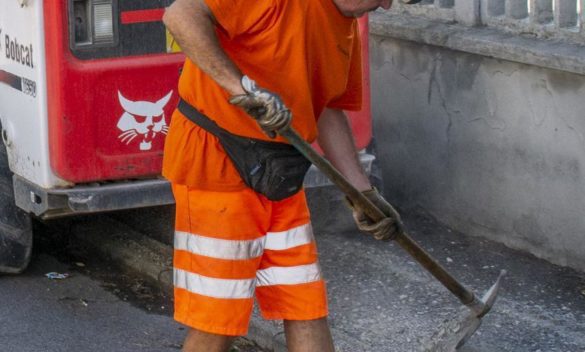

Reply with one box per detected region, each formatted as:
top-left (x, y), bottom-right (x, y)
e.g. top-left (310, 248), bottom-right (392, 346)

top-left (477, 269), bottom-right (506, 318)
top-left (455, 270), bottom-right (507, 349)
top-left (420, 270), bottom-right (506, 352)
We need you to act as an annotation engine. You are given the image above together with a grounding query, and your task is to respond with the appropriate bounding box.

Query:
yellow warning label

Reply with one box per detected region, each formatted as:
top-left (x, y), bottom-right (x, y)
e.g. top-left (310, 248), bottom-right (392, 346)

top-left (166, 30), bottom-right (182, 53)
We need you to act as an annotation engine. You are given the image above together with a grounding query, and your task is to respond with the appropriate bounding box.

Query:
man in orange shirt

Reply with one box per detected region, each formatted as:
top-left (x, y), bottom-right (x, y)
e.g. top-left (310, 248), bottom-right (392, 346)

top-left (163, 0), bottom-right (398, 351)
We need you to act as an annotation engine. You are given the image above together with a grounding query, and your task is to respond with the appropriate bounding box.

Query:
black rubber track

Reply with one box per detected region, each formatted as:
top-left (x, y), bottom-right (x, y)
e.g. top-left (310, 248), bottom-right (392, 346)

top-left (0, 124), bottom-right (33, 274)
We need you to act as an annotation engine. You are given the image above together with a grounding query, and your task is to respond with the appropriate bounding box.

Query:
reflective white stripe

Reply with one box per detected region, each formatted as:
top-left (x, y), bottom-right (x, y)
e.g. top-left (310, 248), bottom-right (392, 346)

top-left (265, 223), bottom-right (314, 251)
top-left (174, 268), bottom-right (255, 299)
top-left (174, 231), bottom-right (265, 260)
top-left (256, 263), bottom-right (322, 287)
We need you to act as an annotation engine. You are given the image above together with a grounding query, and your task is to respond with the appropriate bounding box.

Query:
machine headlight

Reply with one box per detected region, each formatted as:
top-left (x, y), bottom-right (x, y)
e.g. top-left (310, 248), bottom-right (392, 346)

top-left (93, 1), bottom-right (114, 44)
top-left (70, 0), bottom-right (117, 48)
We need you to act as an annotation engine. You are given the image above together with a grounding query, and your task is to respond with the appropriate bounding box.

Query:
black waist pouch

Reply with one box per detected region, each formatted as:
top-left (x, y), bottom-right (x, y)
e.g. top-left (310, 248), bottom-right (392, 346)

top-left (178, 99), bottom-right (311, 201)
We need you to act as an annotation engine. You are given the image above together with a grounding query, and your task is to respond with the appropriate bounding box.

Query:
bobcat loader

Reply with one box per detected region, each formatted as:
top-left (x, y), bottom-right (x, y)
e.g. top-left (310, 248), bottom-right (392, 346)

top-left (0, 0), bottom-right (375, 273)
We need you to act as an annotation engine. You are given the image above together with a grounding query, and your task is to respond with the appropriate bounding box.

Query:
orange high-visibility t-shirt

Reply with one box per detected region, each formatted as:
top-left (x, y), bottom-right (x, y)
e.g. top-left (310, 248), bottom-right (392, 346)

top-left (162, 0), bottom-right (363, 190)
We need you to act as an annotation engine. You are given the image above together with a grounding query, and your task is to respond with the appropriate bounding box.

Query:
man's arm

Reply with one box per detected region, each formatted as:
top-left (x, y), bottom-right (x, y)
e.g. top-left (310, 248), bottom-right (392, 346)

top-left (317, 108), bottom-right (371, 191)
top-left (163, 0), bottom-right (290, 136)
top-left (163, 0), bottom-right (244, 95)
top-left (318, 108), bottom-right (401, 240)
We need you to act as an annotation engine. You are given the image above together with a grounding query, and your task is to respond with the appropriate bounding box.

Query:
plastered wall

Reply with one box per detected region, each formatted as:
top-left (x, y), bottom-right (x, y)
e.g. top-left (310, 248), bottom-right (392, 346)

top-left (371, 36), bottom-right (585, 271)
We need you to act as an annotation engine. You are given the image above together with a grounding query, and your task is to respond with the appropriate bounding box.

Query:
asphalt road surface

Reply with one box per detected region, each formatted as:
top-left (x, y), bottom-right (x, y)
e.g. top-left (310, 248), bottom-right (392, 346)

top-left (0, 219), bottom-right (262, 352)
top-left (2, 195), bottom-right (584, 352)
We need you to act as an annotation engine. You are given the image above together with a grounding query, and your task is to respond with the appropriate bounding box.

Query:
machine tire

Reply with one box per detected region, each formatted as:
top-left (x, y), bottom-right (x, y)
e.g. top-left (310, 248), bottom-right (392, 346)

top-left (0, 125), bottom-right (33, 274)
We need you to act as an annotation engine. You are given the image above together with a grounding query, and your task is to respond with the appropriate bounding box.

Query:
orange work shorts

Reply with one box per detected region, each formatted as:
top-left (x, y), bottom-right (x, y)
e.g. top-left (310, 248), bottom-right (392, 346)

top-left (172, 184), bottom-right (328, 336)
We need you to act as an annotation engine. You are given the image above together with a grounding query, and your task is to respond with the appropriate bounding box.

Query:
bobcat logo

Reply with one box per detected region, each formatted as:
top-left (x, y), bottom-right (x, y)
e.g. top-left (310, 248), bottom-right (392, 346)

top-left (116, 91), bottom-right (172, 151)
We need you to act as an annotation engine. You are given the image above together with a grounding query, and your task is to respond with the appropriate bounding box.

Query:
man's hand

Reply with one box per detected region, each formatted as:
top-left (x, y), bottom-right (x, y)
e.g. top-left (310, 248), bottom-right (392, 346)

top-left (229, 76), bottom-right (291, 138)
top-left (348, 188), bottom-right (402, 240)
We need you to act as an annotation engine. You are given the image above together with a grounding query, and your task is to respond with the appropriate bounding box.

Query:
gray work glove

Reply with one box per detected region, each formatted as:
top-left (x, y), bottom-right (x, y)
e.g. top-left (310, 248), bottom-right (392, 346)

top-left (229, 75), bottom-right (291, 138)
top-left (347, 188), bottom-right (402, 241)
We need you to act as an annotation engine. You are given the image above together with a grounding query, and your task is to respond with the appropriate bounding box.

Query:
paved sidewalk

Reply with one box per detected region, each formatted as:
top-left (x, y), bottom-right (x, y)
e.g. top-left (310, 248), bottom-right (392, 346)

top-left (77, 191), bottom-right (585, 352)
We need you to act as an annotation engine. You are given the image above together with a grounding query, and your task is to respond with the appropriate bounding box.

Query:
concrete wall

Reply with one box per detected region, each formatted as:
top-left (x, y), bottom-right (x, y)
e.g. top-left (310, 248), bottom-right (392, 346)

top-left (369, 17), bottom-right (585, 271)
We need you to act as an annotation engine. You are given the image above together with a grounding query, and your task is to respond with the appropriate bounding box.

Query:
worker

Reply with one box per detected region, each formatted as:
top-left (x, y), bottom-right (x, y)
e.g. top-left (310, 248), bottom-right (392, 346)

top-left (162, 0), bottom-right (399, 351)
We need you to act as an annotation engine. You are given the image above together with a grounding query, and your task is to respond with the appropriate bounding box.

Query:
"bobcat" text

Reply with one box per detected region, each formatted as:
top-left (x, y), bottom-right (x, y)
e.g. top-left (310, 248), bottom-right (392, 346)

top-left (5, 34), bottom-right (34, 68)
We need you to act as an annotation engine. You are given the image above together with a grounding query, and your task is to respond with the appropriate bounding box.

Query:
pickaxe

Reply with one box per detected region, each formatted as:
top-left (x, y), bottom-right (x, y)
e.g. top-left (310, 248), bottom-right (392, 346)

top-left (279, 126), bottom-right (505, 351)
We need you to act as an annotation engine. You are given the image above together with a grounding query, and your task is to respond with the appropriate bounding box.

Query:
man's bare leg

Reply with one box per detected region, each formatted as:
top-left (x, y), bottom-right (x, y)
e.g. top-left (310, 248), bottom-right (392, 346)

top-left (284, 317), bottom-right (335, 352)
top-left (182, 328), bottom-right (235, 352)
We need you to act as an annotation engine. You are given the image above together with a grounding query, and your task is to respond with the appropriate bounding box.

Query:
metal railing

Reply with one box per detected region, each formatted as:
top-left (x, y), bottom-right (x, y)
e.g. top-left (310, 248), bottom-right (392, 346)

top-left (391, 0), bottom-right (585, 43)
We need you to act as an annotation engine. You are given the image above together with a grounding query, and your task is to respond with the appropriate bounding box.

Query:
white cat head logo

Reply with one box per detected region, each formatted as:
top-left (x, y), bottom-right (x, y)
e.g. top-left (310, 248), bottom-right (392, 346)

top-left (116, 91), bottom-right (172, 151)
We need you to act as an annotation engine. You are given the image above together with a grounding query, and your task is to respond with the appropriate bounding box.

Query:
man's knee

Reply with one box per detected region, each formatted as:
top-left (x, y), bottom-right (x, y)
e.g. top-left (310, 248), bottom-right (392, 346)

top-left (284, 317), bottom-right (330, 329)
top-left (182, 328), bottom-right (236, 352)
top-left (284, 318), bottom-right (335, 352)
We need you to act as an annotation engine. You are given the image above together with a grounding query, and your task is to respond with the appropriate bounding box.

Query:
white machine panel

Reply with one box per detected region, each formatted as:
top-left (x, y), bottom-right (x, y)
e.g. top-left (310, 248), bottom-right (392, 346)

top-left (0, 0), bottom-right (70, 189)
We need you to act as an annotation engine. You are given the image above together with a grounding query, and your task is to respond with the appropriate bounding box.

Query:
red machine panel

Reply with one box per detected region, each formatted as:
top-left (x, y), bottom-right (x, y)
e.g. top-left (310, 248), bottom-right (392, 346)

top-left (44, 0), bottom-right (183, 183)
top-left (44, 1), bottom-right (372, 184)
